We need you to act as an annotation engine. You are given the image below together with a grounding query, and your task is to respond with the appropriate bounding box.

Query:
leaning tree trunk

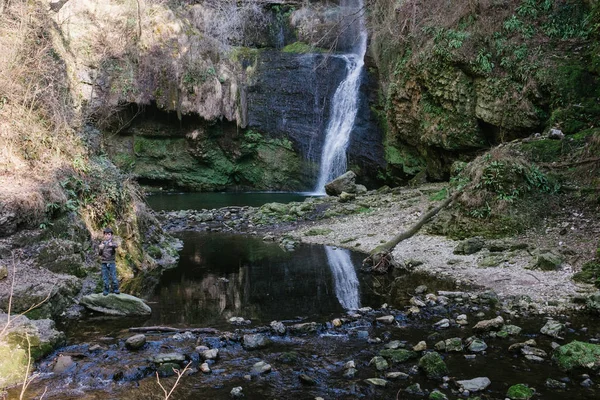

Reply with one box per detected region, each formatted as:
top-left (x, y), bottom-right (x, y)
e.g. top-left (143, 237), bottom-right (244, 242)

top-left (363, 190), bottom-right (461, 273)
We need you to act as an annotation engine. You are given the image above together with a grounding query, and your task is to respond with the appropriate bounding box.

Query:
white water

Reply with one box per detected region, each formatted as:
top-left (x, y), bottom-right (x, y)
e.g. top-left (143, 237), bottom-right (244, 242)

top-left (325, 246), bottom-right (360, 310)
top-left (314, 0), bottom-right (367, 193)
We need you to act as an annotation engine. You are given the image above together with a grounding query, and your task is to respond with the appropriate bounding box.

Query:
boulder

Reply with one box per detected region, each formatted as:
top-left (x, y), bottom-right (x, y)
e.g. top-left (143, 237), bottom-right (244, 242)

top-left (553, 340), bottom-right (600, 371)
top-left (80, 293), bottom-right (152, 316)
top-left (531, 251), bottom-right (563, 271)
top-left (0, 313), bottom-right (65, 360)
top-left (324, 171), bottom-right (357, 196)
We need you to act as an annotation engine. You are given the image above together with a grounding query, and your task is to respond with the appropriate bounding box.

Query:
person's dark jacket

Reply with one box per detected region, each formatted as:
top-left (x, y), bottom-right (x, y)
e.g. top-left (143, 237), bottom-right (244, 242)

top-left (99, 240), bottom-right (118, 262)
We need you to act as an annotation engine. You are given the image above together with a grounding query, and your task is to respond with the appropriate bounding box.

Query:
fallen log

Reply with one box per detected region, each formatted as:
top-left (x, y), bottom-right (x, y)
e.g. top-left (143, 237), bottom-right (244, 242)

top-left (363, 190), bottom-right (460, 273)
top-left (129, 326), bottom-right (219, 334)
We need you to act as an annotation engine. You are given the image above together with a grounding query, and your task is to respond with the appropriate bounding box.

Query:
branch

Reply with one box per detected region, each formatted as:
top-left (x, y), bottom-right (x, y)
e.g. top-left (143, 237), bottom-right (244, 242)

top-left (156, 361), bottom-right (192, 400)
top-left (129, 326), bottom-right (218, 334)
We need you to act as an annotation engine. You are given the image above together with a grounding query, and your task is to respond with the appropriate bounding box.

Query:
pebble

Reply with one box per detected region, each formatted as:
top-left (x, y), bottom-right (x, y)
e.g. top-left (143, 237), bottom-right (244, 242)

top-left (200, 363), bottom-right (211, 374)
top-left (376, 315), bottom-right (395, 324)
top-left (230, 386), bottom-right (243, 398)
top-left (434, 318), bottom-right (450, 329)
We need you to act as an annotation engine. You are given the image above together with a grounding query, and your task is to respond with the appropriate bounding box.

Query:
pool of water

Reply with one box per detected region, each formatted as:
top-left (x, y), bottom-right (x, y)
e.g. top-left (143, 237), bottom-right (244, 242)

top-left (145, 192), bottom-right (315, 212)
top-left (14, 235), bottom-right (600, 400)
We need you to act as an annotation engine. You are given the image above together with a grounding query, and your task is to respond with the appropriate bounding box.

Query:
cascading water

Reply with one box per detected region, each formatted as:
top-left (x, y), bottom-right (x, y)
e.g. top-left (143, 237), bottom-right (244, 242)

top-left (325, 246), bottom-right (360, 310)
top-left (314, 0), bottom-right (367, 193)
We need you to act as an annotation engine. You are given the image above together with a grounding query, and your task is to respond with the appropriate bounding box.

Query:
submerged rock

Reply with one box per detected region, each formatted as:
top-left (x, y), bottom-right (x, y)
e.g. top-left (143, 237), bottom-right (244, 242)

top-left (418, 352), bottom-right (448, 379)
top-left (369, 356), bottom-right (389, 371)
top-left (80, 293), bottom-right (151, 316)
top-left (379, 349), bottom-right (417, 363)
top-left (230, 386), bottom-right (243, 398)
top-left (457, 377), bottom-right (491, 392)
top-left (364, 378), bottom-right (388, 387)
top-left (125, 334), bottom-right (146, 350)
top-left (251, 361), bottom-right (271, 374)
top-left (242, 333), bottom-right (270, 350)
top-left (540, 320), bottom-right (565, 339)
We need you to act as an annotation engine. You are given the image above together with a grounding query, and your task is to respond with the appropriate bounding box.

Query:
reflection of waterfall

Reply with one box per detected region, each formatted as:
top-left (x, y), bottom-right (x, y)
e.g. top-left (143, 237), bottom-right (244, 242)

top-left (314, 0), bottom-right (367, 193)
top-left (325, 246), bottom-right (360, 310)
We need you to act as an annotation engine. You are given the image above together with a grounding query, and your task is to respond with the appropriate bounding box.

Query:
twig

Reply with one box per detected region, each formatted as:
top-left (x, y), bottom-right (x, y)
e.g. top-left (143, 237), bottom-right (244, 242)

top-left (525, 272), bottom-right (541, 282)
top-left (156, 361), bottom-right (192, 400)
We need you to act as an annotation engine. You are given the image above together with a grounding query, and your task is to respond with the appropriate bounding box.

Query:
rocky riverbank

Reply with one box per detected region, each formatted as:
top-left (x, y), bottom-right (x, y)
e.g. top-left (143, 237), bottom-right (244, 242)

top-left (157, 182), bottom-right (599, 315)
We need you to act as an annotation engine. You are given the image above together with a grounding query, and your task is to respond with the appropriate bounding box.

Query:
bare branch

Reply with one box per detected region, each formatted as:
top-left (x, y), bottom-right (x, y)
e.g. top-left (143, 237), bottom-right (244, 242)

top-left (155, 361), bottom-right (193, 400)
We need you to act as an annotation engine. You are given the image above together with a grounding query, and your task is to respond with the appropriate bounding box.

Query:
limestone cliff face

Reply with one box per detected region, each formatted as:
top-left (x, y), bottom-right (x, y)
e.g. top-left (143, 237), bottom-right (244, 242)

top-left (53, 0), bottom-right (385, 191)
top-left (369, 0), bottom-right (600, 182)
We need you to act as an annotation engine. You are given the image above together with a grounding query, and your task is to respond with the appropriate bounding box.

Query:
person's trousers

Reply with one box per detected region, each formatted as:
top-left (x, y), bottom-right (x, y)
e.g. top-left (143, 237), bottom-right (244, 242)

top-left (101, 262), bottom-right (119, 294)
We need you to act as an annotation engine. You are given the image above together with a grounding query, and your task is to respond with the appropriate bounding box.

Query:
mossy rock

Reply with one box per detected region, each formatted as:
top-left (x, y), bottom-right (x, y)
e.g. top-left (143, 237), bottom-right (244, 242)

top-left (379, 349), bottom-right (418, 363)
top-left (304, 228), bottom-right (333, 236)
top-left (506, 384), bottom-right (535, 399)
top-left (553, 340), bottom-right (600, 371)
top-left (573, 260), bottom-right (600, 288)
top-left (418, 351), bottom-right (448, 379)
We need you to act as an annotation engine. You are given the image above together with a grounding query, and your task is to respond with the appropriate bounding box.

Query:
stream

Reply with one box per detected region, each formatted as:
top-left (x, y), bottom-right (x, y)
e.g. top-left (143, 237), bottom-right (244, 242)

top-left (9, 194), bottom-right (600, 400)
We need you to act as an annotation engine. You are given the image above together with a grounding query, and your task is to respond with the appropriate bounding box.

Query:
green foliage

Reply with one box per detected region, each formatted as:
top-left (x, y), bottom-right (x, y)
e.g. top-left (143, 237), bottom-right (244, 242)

top-left (429, 188), bottom-right (448, 201)
top-left (473, 49), bottom-right (494, 75)
top-left (572, 260), bottom-right (600, 288)
top-left (506, 384), bottom-right (535, 400)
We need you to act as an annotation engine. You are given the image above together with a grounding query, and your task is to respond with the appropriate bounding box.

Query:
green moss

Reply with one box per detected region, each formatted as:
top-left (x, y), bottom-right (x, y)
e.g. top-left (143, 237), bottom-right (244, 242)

top-left (282, 41), bottom-right (319, 54)
top-left (379, 349), bottom-right (418, 363)
top-left (553, 340), bottom-right (600, 371)
top-left (0, 342), bottom-right (28, 388)
top-left (418, 351), bottom-right (448, 379)
top-left (429, 390), bottom-right (448, 400)
top-left (506, 384), bottom-right (535, 399)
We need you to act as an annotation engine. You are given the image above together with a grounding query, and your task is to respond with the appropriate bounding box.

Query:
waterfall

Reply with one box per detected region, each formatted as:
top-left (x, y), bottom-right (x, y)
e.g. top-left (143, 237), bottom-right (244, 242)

top-left (314, 0), bottom-right (367, 193)
top-left (325, 246), bottom-right (360, 310)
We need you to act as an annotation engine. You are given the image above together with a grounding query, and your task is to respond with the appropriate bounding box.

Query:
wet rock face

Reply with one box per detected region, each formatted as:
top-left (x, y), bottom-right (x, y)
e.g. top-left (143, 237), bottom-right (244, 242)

top-left (247, 50), bottom-right (384, 185)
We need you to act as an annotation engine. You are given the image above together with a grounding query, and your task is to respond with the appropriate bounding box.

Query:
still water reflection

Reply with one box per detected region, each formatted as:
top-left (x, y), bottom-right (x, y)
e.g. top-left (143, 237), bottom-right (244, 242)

top-left (146, 232), bottom-right (374, 329)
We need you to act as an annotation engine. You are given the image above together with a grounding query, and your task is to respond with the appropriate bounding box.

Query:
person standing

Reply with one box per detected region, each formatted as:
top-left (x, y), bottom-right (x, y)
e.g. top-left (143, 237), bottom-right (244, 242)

top-left (99, 227), bottom-right (120, 295)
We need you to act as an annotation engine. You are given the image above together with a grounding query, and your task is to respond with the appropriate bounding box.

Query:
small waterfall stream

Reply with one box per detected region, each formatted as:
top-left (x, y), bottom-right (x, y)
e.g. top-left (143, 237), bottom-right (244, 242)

top-left (314, 0), bottom-right (367, 193)
top-left (325, 246), bottom-right (360, 310)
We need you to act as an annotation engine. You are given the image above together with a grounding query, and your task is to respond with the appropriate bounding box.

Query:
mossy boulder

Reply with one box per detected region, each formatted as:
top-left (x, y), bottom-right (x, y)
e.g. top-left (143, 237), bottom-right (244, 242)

top-left (0, 312), bottom-right (66, 387)
top-left (506, 384), bottom-right (535, 399)
top-left (418, 351), bottom-right (448, 379)
top-left (553, 340), bottom-right (600, 371)
top-left (586, 291), bottom-right (600, 314)
top-left (379, 348), bottom-right (418, 363)
top-left (80, 293), bottom-right (152, 316)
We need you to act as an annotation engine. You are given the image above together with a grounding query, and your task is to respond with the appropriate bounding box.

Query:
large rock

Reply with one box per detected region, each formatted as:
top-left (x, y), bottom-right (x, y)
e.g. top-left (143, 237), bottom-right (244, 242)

top-left (0, 273), bottom-right (81, 319)
top-left (324, 171), bottom-right (357, 196)
top-left (553, 340), bottom-right (600, 371)
top-left (80, 293), bottom-right (152, 316)
top-left (0, 312), bottom-right (66, 387)
top-left (473, 316), bottom-right (504, 332)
